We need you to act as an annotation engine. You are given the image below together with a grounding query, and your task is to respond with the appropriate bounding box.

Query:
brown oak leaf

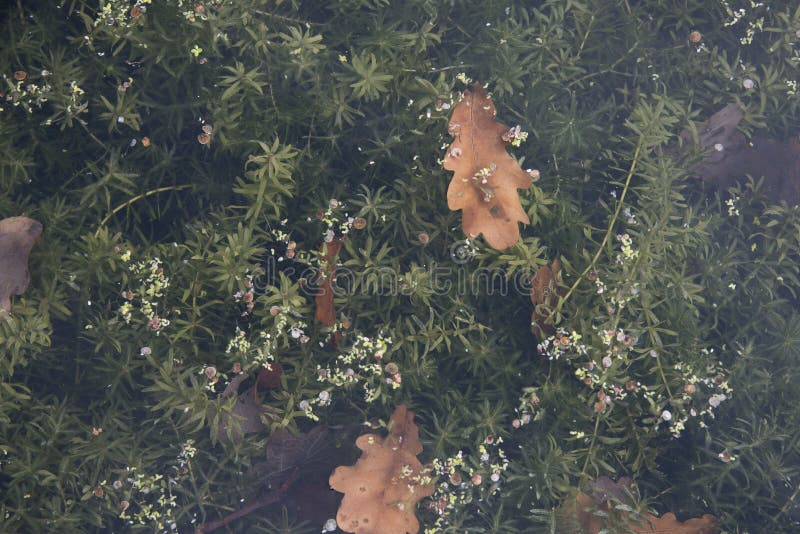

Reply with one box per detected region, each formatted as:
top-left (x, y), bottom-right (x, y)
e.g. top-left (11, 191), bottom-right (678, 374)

top-left (561, 477), bottom-right (718, 534)
top-left (329, 404), bottom-right (435, 534)
top-left (0, 216), bottom-right (43, 318)
top-left (250, 425), bottom-right (331, 490)
top-left (216, 372), bottom-right (276, 444)
top-left (315, 238), bottom-right (343, 327)
top-left (443, 83), bottom-right (532, 250)
top-left (678, 103), bottom-right (800, 204)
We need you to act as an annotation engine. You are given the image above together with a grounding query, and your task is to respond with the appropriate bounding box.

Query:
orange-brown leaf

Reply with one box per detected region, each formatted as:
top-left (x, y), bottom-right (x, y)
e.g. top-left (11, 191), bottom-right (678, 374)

top-left (329, 404), bottom-right (435, 534)
top-left (315, 238), bottom-right (343, 327)
top-left (256, 361), bottom-right (283, 390)
top-left (566, 489), bottom-right (718, 534)
top-left (443, 83), bottom-right (531, 250)
top-left (530, 259), bottom-right (563, 338)
top-left (0, 216), bottom-right (43, 318)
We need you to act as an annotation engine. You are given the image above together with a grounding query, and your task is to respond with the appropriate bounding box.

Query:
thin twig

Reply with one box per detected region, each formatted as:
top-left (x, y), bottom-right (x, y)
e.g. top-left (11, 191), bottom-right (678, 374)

top-left (195, 467), bottom-right (300, 533)
top-left (547, 137), bottom-right (644, 322)
top-left (95, 184), bottom-right (193, 235)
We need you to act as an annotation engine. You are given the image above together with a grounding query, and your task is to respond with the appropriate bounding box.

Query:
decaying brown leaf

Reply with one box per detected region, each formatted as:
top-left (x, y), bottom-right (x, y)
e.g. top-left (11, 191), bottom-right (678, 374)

top-left (256, 361), bottom-right (283, 390)
top-left (530, 259), bottom-right (563, 338)
top-left (199, 426), bottom-right (336, 534)
top-left (443, 83), bottom-right (532, 250)
top-left (681, 103), bottom-right (800, 204)
top-left (216, 372), bottom-right (276, 443)
top-left (315, 238), bottom-right (343, 327)
top-left (0, 216), bottom-right (43, 318)
top-left (250, 426), bottom-right (331, 490)
top-left (329, 404), bottom-right (435, 534)
top-left (561, 476), bottom-right (718, 534)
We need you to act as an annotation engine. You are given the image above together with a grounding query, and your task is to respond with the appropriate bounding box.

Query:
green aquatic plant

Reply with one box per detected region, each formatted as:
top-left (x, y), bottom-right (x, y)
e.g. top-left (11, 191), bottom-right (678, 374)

top-left (1, 0), bottom-right (800, 532)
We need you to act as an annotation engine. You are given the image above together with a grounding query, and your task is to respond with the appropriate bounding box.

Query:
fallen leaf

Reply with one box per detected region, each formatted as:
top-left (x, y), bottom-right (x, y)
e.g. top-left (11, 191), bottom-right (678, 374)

top-left (680, 103), bottom-right (800, 205)
top-left (251, 426), bottom-right (331, 489)
top-left (530, 259), bottom-right (563, 338)
top-left (329, 404), bottom-right (435, 534)
top-left (561, 477), bottom-right (718, 534)
top-left (203, 426), bottom-right (338, 533)
top-left (216, 372), bottom-right (276, 443)
top-left (443, 83), bottom-right (532, 250)
top-left (583, 475), bottom-right (637, 504)
top-left (283, 480), bottom-right (341, 527)
top-left (315, 238), bottom-right (343, 327)
top-left (0, 216), bottom-right (43, 318)
top-left (256, 361), bottom-right (283, 390)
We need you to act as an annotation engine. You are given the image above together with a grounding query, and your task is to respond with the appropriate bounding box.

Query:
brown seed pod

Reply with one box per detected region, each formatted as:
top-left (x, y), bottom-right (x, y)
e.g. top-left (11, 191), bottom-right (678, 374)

top-left (689, 30), bottom-right (702, 43)
top-left (13, 71), bottom-right (27, 81)
top-left (197, 133), bottom-right (211, 145)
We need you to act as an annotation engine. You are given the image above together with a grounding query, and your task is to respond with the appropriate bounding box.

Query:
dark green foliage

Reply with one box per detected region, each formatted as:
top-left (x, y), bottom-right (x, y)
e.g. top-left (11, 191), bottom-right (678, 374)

top-left (1, 0), bottom-right (800, 532)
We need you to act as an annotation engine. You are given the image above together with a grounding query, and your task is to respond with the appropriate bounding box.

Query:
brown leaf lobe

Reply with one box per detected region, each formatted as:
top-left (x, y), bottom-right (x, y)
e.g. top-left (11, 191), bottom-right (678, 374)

top-left (0, 216), bottom-right (43, 317)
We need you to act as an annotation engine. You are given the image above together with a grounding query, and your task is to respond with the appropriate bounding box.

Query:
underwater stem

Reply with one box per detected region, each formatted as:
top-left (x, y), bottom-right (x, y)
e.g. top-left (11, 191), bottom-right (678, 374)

top-left (775, 484), bottom-right (800, 523)
top-left (580, 411), bottom-right (603, 482)
top-left (95, 184), bottom-right (193, 235)
top-left (549, 138), bottom-right (644, 320)
top-left (195, 467), bottom-right (300, 533)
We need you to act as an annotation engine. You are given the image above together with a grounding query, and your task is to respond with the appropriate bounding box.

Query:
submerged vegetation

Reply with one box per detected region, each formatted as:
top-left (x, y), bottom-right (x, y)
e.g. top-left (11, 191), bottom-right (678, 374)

top-left (1, 0), bottom-right (800, 532)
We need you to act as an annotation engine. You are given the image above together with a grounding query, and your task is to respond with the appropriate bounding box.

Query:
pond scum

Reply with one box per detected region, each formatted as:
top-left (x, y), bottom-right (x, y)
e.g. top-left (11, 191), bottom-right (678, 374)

top-left (1, 1), bottom-right (800, 533)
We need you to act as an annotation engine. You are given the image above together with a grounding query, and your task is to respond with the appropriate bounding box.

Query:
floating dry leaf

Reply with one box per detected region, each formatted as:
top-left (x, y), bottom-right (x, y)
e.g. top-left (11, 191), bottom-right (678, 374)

top-left (329, 404), bottom-right (435, 534)
top-left (315, 238), bottom-right (343, 327)
top-left (0, 216), bottom-right (43, 318)
top-left (561, 476), bottom-right (718, 534)
top-left (530, 259), bottom-right (563, 338)
top-left (256, 361), bottom-right (283, 390)
top-left (216, 372), bottom-right (275, 443)
top-left (249, 425), bottom-right (331, 490)
top-left (443, 83), bottom-right (532, 250)
top-left (681, 103), bottom-right (800, 204)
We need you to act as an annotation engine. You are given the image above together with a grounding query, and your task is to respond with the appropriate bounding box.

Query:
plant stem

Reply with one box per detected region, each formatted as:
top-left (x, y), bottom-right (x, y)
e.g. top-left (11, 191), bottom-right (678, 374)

top-left (580, 411), bottom-right (603, 482)
top-left (195, 467), bottom-right (300, 533)
top-left (95, 184), bottom-right (192, 235)
top-left (548, 137), bottom-right (644, 321)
